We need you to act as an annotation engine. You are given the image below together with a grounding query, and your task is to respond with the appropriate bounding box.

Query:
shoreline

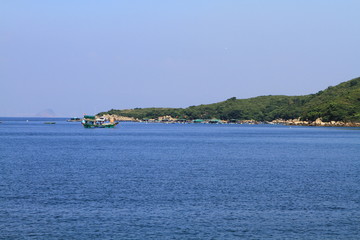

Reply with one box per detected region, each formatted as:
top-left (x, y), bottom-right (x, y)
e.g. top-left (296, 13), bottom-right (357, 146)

top-left (99, 114), bottom-right (360, 127)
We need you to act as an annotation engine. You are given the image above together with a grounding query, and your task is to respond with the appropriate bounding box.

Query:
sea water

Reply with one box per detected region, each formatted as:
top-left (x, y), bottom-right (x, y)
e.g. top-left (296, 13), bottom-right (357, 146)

top-left (0, 118), bottom-right (359, 239)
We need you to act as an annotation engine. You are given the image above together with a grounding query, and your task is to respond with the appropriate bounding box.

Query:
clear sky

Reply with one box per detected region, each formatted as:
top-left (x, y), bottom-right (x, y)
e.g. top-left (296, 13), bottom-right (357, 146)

top-left (1, 0), bottom-right (359, 117)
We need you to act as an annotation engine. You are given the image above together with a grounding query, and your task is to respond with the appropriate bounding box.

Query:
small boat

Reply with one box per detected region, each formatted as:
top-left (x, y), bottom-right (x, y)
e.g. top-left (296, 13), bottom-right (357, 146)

top-left (82, 115), bottom-right (118, 128)
top-left (67, 117), bottom-right (82, 122)
top-left (44, 122), bottom-right (56, 124)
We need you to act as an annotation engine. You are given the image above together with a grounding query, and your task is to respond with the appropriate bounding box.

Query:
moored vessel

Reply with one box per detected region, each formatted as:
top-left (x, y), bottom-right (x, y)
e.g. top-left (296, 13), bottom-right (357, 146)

top-left (81, 115), bottom-right (118, 128)
top-left (67, 117), bottom-right (82, 122)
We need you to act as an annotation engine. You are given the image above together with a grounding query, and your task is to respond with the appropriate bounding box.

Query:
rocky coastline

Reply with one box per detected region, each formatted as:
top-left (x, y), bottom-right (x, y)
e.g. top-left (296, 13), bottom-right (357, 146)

top-left (270, 118), bottom-right (360, 127)
top-left (99, 114), bottom-right (360, 127)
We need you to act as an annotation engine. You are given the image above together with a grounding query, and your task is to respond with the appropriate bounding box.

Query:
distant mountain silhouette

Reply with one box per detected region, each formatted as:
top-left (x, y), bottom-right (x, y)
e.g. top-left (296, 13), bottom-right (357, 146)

top-left (35, 109), bottom-right (57, 117)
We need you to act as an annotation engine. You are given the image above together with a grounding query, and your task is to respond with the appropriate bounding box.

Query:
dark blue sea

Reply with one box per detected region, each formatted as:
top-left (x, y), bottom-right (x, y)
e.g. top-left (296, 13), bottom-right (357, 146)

top-left (0, 118), bottom-right (360, 239)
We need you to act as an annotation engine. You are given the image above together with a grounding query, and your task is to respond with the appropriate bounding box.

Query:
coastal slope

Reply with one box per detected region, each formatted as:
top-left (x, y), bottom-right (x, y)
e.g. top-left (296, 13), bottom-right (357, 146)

top-left (99, 77), bottom-right (360, 122)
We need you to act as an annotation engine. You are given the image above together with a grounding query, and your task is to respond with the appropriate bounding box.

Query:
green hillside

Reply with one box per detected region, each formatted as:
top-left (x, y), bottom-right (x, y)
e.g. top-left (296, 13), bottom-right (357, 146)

top-left (301, 77), bottom-right (360, 121)
top-left (99, 77), bottom-right (360, 122)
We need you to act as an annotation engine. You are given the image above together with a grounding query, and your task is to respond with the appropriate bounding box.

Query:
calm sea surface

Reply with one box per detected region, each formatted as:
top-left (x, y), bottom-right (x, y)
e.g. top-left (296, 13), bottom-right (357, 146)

top-left (0, 118), bottom-right (360, 239)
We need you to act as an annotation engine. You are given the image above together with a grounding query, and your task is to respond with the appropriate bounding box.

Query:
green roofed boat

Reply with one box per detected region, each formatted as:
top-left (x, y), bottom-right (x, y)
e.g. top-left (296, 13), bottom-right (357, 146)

top-left (193, 119), bottom-right (204, 123)
top-left (208, 119), bottom-right (222, 124)
top-left (82, 115), bottom-right (118, 128)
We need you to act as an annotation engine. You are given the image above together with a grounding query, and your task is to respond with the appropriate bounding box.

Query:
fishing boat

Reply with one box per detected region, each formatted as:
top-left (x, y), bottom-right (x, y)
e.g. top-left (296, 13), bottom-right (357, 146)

top-left (82, 115), bottom-right (118, 128)
top-left (67, 117), bottom-right (82, 122)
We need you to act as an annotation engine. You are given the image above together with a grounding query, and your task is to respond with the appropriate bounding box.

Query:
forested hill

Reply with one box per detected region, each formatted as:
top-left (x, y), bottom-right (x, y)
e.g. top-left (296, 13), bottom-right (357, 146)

top-left (99, 77), bottom-right (360, 122)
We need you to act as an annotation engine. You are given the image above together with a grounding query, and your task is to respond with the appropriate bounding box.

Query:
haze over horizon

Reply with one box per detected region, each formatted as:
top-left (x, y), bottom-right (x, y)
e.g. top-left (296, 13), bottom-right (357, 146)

top-left (1, 1), bottom-right (359, 117)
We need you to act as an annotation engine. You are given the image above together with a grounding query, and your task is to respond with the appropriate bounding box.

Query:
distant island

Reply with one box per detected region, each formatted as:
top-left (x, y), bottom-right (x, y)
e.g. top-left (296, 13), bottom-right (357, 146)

top-left (35, 109), bottom-right (57, 118)
top-left (98, 77), bottom-right (360, 126)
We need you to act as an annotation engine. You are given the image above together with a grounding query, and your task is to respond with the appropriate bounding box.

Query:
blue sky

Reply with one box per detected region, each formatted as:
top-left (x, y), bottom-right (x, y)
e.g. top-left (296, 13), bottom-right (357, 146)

top-left (1, 0), bottom-right (359, 117)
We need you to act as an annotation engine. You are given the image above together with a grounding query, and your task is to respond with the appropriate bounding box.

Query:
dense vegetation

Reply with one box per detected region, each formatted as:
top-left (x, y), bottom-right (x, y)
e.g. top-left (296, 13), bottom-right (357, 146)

top-left (99, 77), bottom-right (360, 122)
